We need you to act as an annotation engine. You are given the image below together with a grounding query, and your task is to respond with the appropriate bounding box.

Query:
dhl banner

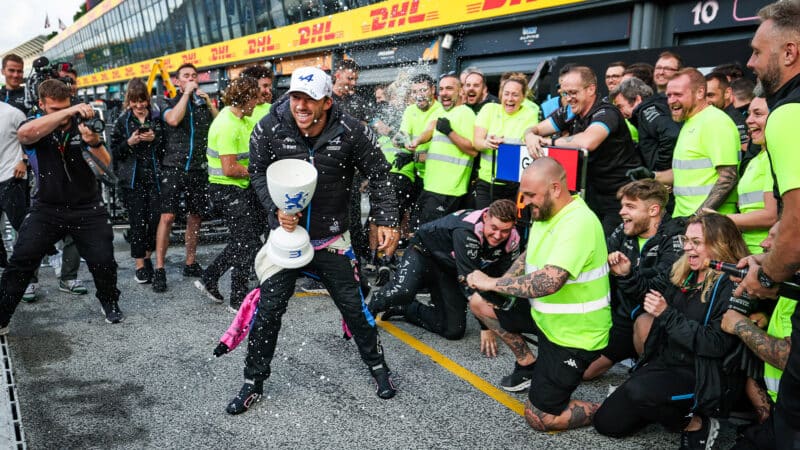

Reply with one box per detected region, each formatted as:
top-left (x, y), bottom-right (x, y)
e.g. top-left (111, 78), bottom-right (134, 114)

top-left (76, 0), bottom-right (585, 88)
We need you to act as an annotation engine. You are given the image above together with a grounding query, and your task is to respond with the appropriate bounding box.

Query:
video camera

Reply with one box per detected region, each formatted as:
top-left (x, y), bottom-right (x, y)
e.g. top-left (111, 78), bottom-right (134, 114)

top-left (24, 57), bottom-right (76, 111)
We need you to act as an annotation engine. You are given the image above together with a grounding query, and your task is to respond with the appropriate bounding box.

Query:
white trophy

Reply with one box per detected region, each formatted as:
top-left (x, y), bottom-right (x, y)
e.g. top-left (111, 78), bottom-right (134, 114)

top-left (264, 159), bottom-right (318, 268)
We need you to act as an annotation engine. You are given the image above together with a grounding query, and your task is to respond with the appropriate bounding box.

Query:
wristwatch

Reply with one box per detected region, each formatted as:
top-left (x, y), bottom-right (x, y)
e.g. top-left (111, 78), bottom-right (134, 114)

top-left (757, 267), bottom-right (776, 289)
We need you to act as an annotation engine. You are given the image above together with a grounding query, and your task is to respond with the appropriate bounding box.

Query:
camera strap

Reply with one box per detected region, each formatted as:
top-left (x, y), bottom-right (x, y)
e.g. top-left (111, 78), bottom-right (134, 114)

top-left (81, 147), bottom-right (118, 186)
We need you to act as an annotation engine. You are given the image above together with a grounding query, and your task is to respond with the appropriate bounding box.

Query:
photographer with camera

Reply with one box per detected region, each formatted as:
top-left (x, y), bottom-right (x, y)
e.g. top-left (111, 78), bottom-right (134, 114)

top-left (0, 79), bottom-right (123, 332)
top-left (152, 63), bottom-right (218, 293)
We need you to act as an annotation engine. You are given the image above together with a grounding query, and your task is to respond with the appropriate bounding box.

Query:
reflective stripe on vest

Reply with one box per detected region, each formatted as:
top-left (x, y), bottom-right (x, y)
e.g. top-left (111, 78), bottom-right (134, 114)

top-left (738, 190), bottom-right (764, 207)
top-left (529, 295), bottom-right (611, 314)
top-left (673, 185), bottom-right (713, 196)
top-left (426, 153), bottom-right (473, 167)
top-left (208, 167), bottom-right (224, 176)
top-left (207, 148), bottom-right (249, 160)
top-left (432, 135), bottom-right (453, 144)
top-left (765, 376), bottom-right (780, 395)
top-left (673, 158), bottom-right (713, 169)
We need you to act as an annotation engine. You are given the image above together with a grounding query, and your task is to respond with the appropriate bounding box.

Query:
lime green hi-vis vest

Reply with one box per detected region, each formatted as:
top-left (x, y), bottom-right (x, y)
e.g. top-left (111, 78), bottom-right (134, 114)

top-left (765, 297), bottom-right (797, 402)
top-left (525, 197), bottom-right (611, 351)
top-left (476, 102), bottom-right (540, 183)
top-left (400, 100), bottom-right (444, 181)
top-left (378, 134), bottom-right (415, 181)
top-left (422, 104), bottom-right (476, 196)
top-left (206, 107), bottom-right (250, 189)
top-left (736, 150), bottom-right (772, 254)
top-left (672, 106), bottom-right (740, 217)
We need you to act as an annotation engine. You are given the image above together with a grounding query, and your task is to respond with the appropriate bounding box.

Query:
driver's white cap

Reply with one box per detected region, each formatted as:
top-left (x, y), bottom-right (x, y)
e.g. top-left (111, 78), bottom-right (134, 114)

top-left (288, 67), bottom-right (332, 100)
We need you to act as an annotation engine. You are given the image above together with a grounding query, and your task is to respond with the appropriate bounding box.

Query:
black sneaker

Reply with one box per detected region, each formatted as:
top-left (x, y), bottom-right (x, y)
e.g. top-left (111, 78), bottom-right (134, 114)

top-left (99, 300), bottom-right (124, 324)
top-left (380, 305), bottom-right (406, 321)
top-left (680, 416), bottom-right (719, 450)
top-left (367, 293), bottom-right (387, 318)
top-left (226, 380), bottom-right (263, 415)
top-left (194, 279), bottom-right (224, 303)
top-left (375, 265), bottom-right (391, 287)
top-left (134, 267), bottom-right (151, 284)
top-left (500, 361), bottom-right (536, 392)
top-left (143, 259), bottom-right (154, 280)
top-left (183, 262), bottom-right (203, 277)
top-left (153, 268), bottom-right (167, 293)
top-left (370, 364), bottom-right (397, 399)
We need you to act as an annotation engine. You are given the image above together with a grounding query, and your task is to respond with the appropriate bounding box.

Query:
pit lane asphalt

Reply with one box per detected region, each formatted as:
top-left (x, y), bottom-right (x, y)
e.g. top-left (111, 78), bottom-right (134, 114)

top-left (6, 234), bottom-right (738, 449)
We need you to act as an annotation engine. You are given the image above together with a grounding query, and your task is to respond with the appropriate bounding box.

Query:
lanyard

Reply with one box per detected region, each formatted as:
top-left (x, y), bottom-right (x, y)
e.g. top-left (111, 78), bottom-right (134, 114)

top-left (57, 132), bottom-right (71, 154)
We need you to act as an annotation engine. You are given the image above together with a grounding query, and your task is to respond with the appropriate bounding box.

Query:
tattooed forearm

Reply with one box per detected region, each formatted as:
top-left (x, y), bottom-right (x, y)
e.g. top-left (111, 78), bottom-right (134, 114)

top-left (566, 402), bottom-right (595, 429)
top-left (523, 399), bottom-right (598, 431)
top-left (699, 165), bottom-right (738, 211)
top-left (524, 399), bottom-right (549, 431)
top-left (503, 251), bottom-right (527, 278)
top-left (733, 319), bottom-right (791, 369)
top-left (495, 265), bottom-right (569, 299)
top-left (476, 314), bottom-right (534, 362)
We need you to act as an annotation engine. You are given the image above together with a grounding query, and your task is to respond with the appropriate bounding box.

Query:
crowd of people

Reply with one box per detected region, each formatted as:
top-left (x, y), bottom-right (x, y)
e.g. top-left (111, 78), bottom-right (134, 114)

top-left (1, 1), bottom-right (800, 448)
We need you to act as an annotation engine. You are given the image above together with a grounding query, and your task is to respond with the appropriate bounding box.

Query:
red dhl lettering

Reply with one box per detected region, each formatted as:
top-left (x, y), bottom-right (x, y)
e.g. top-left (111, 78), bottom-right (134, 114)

top-left (125, 67), bottom-right (135, 75)
top-left (368, 0), bottom-right (426, 32)
top-left (211, 45), bottom-right (233, 61)
top-left (140, 63), bottom-right (151, 72)
top-left (466, 0), bottom-right (536, 13)
top-left (182, 52), bottom-right (198, 63)
top-left (247, 35), bottom-right (277, 54)
top-left (484, 0), bottom-right (536, 10)
top-left (111, 70), bottom-right (120, 78)
top-left (297, 21), bottom-right (338, 45)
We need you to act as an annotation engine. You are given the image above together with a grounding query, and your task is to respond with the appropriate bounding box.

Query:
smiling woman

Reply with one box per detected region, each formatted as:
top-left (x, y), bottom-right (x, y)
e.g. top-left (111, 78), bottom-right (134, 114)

top-left (595, 212), bottom-right (749, 444)
top-left (473, 71), bottom-right (540, 209)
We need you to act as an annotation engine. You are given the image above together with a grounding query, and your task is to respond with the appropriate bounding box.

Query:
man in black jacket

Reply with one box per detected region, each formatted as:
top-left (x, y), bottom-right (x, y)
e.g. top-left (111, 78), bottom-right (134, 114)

top-left (368, 199), bottom-right (520, 342)
top-left (610, 77), bottom-right (680, 191)
top-left (583, 179), bottom-right (684, 380)
top-left (525, 65), bottom-right (642, 236)
top-left (225, 67), bottom-right (400, 415)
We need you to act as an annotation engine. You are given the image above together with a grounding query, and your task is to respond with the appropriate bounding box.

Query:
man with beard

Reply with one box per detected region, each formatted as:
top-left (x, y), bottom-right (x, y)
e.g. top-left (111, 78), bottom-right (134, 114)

top-left (583, 179), bottom-right (684, 380)
top-left (461, 68), bottom-right (499, 114)
top-left (408, 73), bottom-right (476, 225)
top-left (524, 66), bottom-right (642, 236)
top-left (705, 71), bottom-right (748, 149)
top-left (664, 68), bottom-right (740, 218)
top-left (468, 157), bottom-right (611, 432)
top-left (735, 2), bottom-right (800, 447)
top-left (399, 73), bottom-right (443, 211)
top-left (604, 61), bottom-right (627, 96)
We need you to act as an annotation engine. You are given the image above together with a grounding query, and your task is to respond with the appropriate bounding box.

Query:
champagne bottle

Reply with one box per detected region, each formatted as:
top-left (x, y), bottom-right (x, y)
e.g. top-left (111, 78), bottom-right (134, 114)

top-left (706, 259), bottom-right (800, 300)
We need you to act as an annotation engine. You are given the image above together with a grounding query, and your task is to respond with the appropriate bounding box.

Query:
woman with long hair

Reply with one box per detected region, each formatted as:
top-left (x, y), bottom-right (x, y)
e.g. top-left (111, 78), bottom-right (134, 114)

top-left (594, 213), bottom-right (747, 448)
top-left (110, 78), bottom-right (163, 284)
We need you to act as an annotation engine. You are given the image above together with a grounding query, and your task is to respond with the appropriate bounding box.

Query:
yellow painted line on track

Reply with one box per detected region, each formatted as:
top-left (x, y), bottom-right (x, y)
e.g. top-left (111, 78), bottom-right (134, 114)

top-left (293, 292), bottom-right (322, 298)
top-left (377, 319), bottom-right (525, 417)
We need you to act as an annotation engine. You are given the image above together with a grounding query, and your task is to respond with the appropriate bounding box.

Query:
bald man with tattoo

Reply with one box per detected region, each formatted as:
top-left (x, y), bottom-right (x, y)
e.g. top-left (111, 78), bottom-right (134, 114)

top-left (467, 158), bottom-right (611, 432)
